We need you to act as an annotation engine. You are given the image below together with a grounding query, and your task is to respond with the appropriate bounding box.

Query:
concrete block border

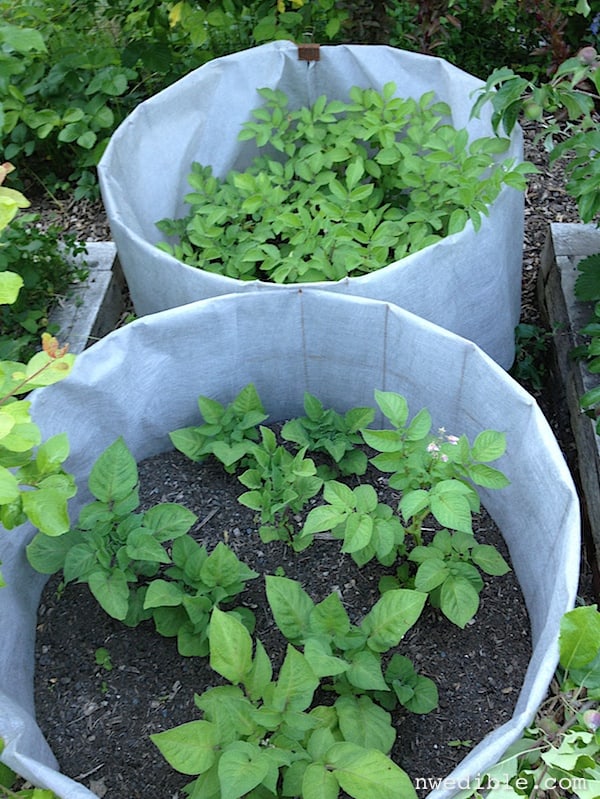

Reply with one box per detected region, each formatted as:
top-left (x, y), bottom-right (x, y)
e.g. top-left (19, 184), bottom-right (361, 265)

top-left (49, 241), bottom-right (126, 354)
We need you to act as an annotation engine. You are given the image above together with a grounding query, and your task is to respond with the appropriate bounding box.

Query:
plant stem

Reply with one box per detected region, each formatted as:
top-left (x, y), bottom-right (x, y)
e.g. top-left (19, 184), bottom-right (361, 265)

top-left (0, 360), bottom-right (57, 406)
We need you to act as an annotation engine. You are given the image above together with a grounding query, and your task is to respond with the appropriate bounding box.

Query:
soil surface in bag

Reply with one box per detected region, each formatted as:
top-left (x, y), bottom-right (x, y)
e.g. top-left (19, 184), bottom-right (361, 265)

top-left (34, 443), bottom-right (531, 799)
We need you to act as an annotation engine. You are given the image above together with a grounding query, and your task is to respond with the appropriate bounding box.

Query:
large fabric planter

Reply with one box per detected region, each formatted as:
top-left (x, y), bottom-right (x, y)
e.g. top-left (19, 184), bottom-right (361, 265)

top-left (0, 291), bottom-right (579, 799)
top-left (98, 41), bottom-right (524, 369)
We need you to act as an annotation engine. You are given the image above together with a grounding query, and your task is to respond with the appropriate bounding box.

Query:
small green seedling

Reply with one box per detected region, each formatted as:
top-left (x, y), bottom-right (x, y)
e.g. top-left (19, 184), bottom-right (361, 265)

top-left (238, 425), bottom-right (323, 547)
top-left (170, 383), bottom-right (268, 473)
top-left (281, 392), bottom-right (375, 477)
top-left (94, 647), bottom-right (113, 672)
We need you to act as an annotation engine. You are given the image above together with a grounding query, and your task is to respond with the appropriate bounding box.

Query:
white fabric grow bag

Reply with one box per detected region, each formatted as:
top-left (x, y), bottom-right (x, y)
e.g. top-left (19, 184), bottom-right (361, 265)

top-left (0, 291), bottom-right (578, 799)
top-left (98, 40), bottom-right (524, 369)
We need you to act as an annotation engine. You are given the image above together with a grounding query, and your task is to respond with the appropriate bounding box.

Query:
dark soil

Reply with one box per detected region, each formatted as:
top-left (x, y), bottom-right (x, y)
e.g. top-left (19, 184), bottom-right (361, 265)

top-left (35, 448), bottom-right (530, 799)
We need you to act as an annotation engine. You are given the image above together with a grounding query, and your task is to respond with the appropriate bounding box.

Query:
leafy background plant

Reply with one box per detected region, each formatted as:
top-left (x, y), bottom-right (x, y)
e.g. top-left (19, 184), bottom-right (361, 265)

top-left (0, 168), bottom-right (75, 584)
top-left (0, 0), bottom-right (350, 198)
top-left (568, 254), bottom-right (600, 433)
top-left (1, 0), bottom-right (595, 200)
top-left (471, 41), bottom-right (600, 442)
top-left (0, 213), bottom-right (88, 362)
top-left (457, 604), bottom-right (600, 799)
top-left (387, 0), bottom-right (598, 79)
top-left (471, 47), bottom-right (599, 224)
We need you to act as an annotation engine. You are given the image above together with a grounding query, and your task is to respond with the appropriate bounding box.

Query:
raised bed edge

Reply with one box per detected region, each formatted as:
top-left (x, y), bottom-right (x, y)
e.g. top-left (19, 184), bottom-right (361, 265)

top-left (538, 222), bottom-right (600, 575)
top-left (49, 241), bottom-right (125, 354)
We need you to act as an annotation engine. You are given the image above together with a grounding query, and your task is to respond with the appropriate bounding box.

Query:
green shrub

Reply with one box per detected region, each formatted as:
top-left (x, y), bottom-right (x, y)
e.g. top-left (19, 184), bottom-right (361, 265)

top-left (0, 213), bottom-right (88, 361)
top-left (2, 0), bottom-right (593, 195)
top-left (386, 0), bottom-right (595, 79)
top-left (0, 0), bottom-right (349, 195)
